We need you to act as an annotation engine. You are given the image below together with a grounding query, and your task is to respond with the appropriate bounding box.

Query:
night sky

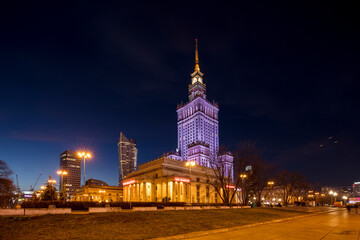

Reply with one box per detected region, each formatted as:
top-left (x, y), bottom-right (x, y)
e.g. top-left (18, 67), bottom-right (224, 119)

top-left (0, 2), bottom-right (359, 190)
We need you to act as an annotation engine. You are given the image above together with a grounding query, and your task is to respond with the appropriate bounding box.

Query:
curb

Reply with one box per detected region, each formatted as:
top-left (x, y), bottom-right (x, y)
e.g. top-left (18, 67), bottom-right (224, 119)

top-left (151, 210), bottom-right (334, 240)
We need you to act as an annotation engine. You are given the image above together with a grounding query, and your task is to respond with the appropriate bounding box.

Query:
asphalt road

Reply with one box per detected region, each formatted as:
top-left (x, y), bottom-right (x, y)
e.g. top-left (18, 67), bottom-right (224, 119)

top-left (190, 209), bottom-right (360, 240)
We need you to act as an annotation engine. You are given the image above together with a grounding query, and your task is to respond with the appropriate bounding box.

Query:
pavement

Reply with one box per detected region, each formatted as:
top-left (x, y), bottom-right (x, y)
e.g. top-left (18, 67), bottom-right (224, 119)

top-left (187, 208), bottom-right (360, 240)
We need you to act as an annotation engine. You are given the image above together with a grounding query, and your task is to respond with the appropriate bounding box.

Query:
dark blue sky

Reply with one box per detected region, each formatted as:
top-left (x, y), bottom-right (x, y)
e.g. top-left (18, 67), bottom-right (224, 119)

top-left (0, 1), bottom-right (359, 190)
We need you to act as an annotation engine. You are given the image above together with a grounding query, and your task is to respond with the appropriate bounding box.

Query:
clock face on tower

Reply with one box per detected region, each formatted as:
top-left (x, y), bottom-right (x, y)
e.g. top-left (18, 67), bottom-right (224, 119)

top-left (192, 76), bottom-right (203, 84)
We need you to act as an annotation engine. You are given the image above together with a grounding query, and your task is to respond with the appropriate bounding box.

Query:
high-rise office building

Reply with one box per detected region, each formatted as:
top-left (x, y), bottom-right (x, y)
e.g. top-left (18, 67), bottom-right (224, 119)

top-left (118, 132), bottom-right (138, 185)
top-left (59, 150), bottom-right (81, 197)
top-left (354, 182), bottom-right (360, 196)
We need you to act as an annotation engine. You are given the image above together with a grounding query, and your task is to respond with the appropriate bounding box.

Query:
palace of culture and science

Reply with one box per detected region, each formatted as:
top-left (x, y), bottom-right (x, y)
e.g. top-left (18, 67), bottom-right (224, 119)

top-left (72, 41), bottom-right (235, 203)
top-left (121, 41), bottom-right (234, 204)
top-left (167, 40), bottom-right (233, 179)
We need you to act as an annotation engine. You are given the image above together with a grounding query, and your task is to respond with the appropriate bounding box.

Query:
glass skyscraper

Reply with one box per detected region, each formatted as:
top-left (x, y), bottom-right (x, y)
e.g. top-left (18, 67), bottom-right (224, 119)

top-left (118, 132), bottom-right (138, 185)
top-left (59, 150), bottom-right (81, 196)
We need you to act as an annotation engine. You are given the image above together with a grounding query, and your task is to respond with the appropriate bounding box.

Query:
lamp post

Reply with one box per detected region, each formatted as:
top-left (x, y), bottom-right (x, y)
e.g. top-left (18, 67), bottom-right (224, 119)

top-left (99, 190), bottom-right (106, 202)
top-left (342, 196), bottom-right (348, 205)
top-left (267, 181), bottom-right (274, 204)
top-left (78, 152), bottom-right (92, 186)
top-left (333, 192), bottom-right (338, 202)
top-left (47, 178), bottom-right (56, 187)
top-left (185, 161), bottom-right (196, 204)
top-left (129, 185), bottom-right (132, 209)
top-left (329, 191), bottom-right (334, 205)
top-left (57, 170), bottom-right (68, 199)
top-left (240, 174), bottom-right (247, 187)
top-left (47, 176), bottom-right (57, 201)
top-left (239, 174), bottom-right (247, 204)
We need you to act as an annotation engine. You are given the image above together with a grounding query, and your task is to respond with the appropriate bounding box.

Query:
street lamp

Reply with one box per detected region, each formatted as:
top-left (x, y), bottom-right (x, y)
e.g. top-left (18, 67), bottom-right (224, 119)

top-left (47, 176), bottom-right (57, 201)
top-left (329, 191), bottom-right (336, 205)
top-left (267, 181), bottom-right (275, 204)
top-left (239, 174), bottom-right (247, 204)
top-left (240, 174), bottom-right (247, 188)
top-left (47, 179), bottom-right (56, 186)
top-left (185, 161), bottom-right (196, 204)
top-left (78, 152), bottom-right (92, 186)
top-left (342, 196), bottom-right (348, 205)
top-left (57, 170), bottom-right (68, 199)
top-left (99, 190), bottom-right (106, 202)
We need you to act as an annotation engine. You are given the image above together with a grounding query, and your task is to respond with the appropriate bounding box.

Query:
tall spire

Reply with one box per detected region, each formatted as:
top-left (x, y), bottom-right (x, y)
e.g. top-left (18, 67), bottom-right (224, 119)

top-left (194, 38), bottom-right (200, 72)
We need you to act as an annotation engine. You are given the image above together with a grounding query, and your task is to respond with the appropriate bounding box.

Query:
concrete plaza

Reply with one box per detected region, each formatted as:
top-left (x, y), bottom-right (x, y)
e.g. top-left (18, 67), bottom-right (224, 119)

top-left (189, 209), bottom-right (360, 240)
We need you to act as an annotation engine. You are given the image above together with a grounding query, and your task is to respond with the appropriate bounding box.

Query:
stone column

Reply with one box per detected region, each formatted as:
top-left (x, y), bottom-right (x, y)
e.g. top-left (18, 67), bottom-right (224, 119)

top-left (161, 180), bottom-right (163, 201)
top-left (166, 180), bottom-right (168, 202)
top-left (171, 181), bottom-right (175, 202)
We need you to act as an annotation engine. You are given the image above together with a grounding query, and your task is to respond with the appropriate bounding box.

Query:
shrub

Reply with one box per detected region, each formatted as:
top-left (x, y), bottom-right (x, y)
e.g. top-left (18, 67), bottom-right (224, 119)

top-left (21, 201), bottom-right (236, 210)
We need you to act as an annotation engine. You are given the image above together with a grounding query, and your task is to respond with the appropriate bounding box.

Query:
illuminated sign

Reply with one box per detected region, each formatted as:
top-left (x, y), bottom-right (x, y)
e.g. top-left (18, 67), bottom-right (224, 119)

top-left (226, 185), bottom-right (236, 189)
top-left (24, 194), bottom-right (33, 198)
top-left (122, 179), bottom-right (136, 186)
top-left (174, 177), bottom-right (190, 183)
top-left (349, 197), bottom-right (360, 203)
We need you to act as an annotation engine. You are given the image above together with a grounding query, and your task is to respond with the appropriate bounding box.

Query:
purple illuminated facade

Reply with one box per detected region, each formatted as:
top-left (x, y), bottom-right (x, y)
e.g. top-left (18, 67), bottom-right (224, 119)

top-left (169, 40), bottom-right (233, 179)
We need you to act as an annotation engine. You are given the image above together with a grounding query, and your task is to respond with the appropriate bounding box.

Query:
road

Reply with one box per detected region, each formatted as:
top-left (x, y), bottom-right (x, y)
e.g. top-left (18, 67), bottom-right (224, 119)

top-left (190, 209), bottom-right (360, 240)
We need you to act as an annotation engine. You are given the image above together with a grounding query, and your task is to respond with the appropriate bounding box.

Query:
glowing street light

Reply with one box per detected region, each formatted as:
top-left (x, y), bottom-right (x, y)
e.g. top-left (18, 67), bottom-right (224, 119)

top-left (267, 181), bottom-right (275, 203)
top-left (47, 179), bottom-right (56, 185)
top-left (57, 170), bottom-right (68, 199)
top-left (99, 190), bottom-right (106, 202)
top-left (78, 151), bottom-right (92, 186)
top-left (240, 174), bottom-right (247, 189)
top-left (329, 191), bottom-right (337, 205)
top-left (185, 161), bottom-right (196, 204)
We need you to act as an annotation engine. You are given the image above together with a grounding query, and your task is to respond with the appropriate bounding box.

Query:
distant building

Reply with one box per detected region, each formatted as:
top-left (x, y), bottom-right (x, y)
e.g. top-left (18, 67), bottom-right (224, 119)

top-left (59, 150), bottom-right (81, 197)
top-left (353, 182), bottom-right (360, 196)
top-left (72, 184), bottom-right (123, 202)
top-left (85, 178), bottom-right (108, 186)
top-left (118, 132), bottom-right (138, 184)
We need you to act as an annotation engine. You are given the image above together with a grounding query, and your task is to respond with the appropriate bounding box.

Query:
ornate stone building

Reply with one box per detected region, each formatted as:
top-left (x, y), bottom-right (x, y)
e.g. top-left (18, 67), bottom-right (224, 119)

top-left (168, 40), bottom-right (233, 179)
top-left (123, 157), bottom-right (219, 203)
top-left (122, 41), bottom-right (236, 203)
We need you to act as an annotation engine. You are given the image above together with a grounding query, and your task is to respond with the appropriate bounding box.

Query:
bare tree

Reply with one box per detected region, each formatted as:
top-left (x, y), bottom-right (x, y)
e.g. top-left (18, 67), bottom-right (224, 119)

top-left (233, 141), bottom-right (271, 205)
top-left (248, 160), bottom-right (276, 206)
top-left (0, 160), bottom-right (15, 208)
top-left (276, 170), bottom-right (308, 206)
top-left (207, 142), bottom-right (272, 206)
top-left (207, 146), bottom-right (239, 206)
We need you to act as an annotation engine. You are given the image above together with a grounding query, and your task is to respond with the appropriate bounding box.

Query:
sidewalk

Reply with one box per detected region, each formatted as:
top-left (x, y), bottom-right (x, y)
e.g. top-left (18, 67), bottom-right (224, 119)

top-left (153, 208), bottom-right (360, 240)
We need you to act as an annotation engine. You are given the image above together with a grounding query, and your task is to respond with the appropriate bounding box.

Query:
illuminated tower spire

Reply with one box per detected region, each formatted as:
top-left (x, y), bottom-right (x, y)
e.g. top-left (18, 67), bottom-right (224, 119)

top-left (189, 38), bottom-right (205, 101)
top-left (194, 38), bottom-right (200, 72)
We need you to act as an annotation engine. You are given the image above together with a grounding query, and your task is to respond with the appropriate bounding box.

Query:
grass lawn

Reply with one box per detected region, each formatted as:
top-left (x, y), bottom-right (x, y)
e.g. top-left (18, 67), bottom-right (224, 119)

top-left (0, 208), bottom-right (312, 240)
